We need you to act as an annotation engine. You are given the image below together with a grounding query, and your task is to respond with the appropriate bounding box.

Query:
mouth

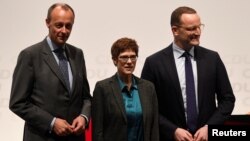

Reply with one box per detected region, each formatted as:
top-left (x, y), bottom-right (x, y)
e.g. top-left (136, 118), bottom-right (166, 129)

top-left (191, 34), bottom-right (199, 39)
top-left (124, 66), bottom-right (134, 70)
top-left (59, 36), bottom-right (67, 39)
top-left (190, 35), bottom-right (200, 42)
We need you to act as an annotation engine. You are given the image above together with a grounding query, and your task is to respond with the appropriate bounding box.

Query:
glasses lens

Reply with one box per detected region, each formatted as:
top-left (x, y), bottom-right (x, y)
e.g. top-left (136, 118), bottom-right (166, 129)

top-left (119, 56), bottom-right (137, 62)
top-left (178, 24), bottom-right (205, 32)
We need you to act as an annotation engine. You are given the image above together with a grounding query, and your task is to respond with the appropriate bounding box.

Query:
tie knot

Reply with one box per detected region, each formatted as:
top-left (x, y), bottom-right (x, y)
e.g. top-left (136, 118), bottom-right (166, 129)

top-left (182, 51), bottom-right (191, 58)
top-left (54, 47), bottom-right (64, 54)
top-left (54, 47), bottom-right (67, 60)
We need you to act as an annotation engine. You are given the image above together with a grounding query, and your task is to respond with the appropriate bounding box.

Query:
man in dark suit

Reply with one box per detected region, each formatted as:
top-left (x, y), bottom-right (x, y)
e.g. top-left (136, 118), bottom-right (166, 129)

top-left (9, 3), bottom-right (91, 141)
top-left (141, 6), bottom-right (235, 141)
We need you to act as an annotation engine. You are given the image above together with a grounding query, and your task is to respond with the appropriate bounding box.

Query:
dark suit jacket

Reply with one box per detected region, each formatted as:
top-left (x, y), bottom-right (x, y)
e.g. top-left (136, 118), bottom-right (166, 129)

top-left (9, 39), bottom-right (91, 141)
top-left (92, 74), bottom-right (159, 141)
top-left (141, 44), bottom-right (235, 141)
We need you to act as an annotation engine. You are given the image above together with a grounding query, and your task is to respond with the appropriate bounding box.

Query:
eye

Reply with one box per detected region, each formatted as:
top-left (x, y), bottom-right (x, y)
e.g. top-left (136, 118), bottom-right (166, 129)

top-left (186, 26), bottom-right (197, 31)
top-left (55, 23), bottom-right (63, 28)
top-left (65, 24), bottom-right (72, 30)
top-left (130, 55), bottom-right (137, 60)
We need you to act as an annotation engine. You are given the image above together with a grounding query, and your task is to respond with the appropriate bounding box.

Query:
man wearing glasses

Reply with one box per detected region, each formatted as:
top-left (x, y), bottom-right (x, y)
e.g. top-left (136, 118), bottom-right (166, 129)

top-left (141, 6), bottom-right (235, 141)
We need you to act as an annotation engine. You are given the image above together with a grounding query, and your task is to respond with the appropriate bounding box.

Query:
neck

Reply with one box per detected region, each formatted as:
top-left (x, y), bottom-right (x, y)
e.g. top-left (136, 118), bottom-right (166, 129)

top-left (174, 41), bottom-right (193, 51)
top-left (118, 73), bottom-right (133, 89)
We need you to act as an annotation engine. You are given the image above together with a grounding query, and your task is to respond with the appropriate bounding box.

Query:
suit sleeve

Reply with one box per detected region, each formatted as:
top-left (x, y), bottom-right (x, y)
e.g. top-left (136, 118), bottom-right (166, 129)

top-left (9, 50), bottom-right (54, 133)
top-left (80, 50), bottom-right (91, 121)
top-left (92, 82), bottom-right (104, 141)
top-left (151, 84), bottom-right (160, 141)
top-left (207, 53), bottom-right (235, 124)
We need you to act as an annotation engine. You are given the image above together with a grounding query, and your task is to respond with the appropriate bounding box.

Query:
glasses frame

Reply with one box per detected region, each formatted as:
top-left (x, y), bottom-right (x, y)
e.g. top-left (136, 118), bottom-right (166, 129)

top-left (118, 55), bottom-right (137, 63)
top-left (177, 23), bottom-right (205, 32)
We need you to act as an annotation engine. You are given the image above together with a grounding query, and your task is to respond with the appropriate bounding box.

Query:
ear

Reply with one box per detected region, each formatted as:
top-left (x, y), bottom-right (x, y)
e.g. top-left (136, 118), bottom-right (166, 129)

top-left (172, 26), bottom-right (179, 36)
top-left (46, 19), bottom-right (50, 28)
top-left (113, 59), bottom-right (117, 66)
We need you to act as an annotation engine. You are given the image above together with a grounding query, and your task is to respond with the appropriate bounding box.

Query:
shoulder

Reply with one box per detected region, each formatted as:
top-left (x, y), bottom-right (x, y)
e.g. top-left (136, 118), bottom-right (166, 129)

top-left (95, 75), bottom-right (116, 86)
top-left (93, 76), bottom-right (117, 95)
top-left (66, 43), bottom-right (82, 52)
top-left (17, 40), bottom-right (47, 58)
top-left (195, 46), bottom-right (220, 59)
top-left (196, 46), bottom-right (218, 54)
top-left (145, 45), bottom-right (172, 61)
top-left (148, 46), bottom-right (170, 58)
top-left (135, 76), bottom-right (154, 87)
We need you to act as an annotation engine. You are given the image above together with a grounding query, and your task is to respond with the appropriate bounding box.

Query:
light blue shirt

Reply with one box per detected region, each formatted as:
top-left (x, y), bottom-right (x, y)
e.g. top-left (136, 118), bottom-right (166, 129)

top-left (117, 74), bottom-right (144, 141)
top-left (46, 36), bottom-right (73, 91)
top-left (172, 43), bottom-right (199, 120)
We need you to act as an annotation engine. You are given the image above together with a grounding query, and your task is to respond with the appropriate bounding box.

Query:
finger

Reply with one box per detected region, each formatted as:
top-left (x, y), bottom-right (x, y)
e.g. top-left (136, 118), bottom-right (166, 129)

top-left (73, 123), bottom-right (81, 132)
top-left (74, 128), bottom-right (84, 135)
top-left (63, 122), bottom-right (74, 134)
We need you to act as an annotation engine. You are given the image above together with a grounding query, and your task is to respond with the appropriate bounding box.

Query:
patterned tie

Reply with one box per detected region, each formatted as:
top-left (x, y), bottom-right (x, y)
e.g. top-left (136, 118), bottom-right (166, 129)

top-left (54, 48), bottom-right (70, 92)
top-left (183, 51), bottom-right (198, 133)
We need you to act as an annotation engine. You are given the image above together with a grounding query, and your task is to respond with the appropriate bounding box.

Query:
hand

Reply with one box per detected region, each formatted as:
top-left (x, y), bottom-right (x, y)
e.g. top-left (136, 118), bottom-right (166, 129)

top-left (193, 125), bottom-right (208, 141)
top-left (174, 128), bottom-right (194, 141)
top-left (53, 118), bottom-right (74, 136)
top-left (71, 116), bottom-right (86, 135)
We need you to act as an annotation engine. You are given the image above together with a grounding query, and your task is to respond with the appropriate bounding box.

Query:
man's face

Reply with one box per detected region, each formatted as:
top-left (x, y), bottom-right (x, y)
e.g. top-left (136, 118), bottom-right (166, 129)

top-left (172, 13), bottom-right (203, 50)
top-left (46, 6), bottom-right (74, 46)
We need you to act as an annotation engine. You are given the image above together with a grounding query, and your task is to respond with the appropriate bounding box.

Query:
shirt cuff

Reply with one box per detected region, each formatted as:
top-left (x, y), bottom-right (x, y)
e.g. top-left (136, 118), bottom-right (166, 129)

top-left (80, 114), bottom-right (89, 125)
top-left (49, 117), bottom-right (56, 133)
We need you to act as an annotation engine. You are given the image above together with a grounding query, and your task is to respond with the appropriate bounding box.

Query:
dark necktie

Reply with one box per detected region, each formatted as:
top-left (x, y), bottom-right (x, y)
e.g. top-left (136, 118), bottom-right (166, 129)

top-left (54, 48), bottom-right (70, 92)
top-left (183, 51), bottom-right (198, 133)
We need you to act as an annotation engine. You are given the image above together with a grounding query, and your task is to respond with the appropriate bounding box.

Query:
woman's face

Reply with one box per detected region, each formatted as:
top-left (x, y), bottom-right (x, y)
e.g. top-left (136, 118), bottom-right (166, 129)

top-left (114, 49), bottom-right (137, 77)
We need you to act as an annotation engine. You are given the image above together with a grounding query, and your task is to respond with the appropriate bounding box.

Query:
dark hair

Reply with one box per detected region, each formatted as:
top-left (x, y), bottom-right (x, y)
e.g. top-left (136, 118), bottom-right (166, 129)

top-left (111, 37), bottom-right (139, 59)
top-left (47, 3), bottom-right (75, 21)
top-left (170, 6), bottom-right (196, 26)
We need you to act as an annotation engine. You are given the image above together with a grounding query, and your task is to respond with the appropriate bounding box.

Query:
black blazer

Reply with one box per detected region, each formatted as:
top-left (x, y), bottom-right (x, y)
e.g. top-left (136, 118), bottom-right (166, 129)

top-left (141, 44), bottom-right (235, 141)
top-left (92, 74), bottom-right (159, 141)
top-left (9, 39), bottom-right (91, 141)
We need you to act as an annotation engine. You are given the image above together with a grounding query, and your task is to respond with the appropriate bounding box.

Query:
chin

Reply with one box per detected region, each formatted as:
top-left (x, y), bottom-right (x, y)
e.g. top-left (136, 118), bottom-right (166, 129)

top-left (191, 41), bottom-right (199, 46)
top-left (124, 71), bottom-right (133, 75)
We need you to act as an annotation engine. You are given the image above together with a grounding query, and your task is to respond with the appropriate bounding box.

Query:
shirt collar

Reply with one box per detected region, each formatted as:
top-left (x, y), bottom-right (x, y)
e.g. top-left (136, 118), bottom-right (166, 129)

top-left (46, 36), bottom-right (65, 52)
top-left (172, 42), bottom-right (195, 59)
top-left (116, 73), bottom-right (137, 91)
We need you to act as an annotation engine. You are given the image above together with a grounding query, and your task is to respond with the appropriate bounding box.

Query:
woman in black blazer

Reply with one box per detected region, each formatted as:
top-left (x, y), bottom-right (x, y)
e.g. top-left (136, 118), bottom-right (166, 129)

top-left (92, 37), bottom-right (159, 141)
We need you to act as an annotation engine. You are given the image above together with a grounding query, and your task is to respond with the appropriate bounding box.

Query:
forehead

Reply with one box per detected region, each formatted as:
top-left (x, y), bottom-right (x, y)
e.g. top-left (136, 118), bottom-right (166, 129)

top-left (119, 49), bottom-right (136, 56)
top-left (50, 6), bottom-right (74, 21)
top-left (180, 13), bottom-right (201, 25)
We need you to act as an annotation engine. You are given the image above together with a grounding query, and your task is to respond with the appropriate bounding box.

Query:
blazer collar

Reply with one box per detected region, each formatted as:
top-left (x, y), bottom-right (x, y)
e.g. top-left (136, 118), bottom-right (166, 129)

top-left (109, 74), bottom-right (128, 123)
top-left (41, 38), bottom-right (73, 94)
top-left (109, 74), bottom-right (145, 123)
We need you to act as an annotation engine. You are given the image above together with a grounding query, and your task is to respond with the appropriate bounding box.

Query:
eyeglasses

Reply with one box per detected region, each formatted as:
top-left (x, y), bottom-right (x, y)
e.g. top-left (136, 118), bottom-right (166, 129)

top-left (118, 55), bottom-right (137, 62)
top-left (177, 24), bottom-right (205, 32)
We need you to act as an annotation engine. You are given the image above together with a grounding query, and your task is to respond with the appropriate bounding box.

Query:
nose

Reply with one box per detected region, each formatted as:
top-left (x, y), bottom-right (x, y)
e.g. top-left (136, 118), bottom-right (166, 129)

top-left (61, 26), bottom-right (67, 33)
top-left (127, 58), bottom-right (133, 63)
top-left (193, 28), bottom-right (201, 35)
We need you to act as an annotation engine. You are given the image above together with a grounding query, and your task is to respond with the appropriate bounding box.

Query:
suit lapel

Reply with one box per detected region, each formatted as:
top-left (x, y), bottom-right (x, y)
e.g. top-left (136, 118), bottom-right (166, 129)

top-left (163, 46), bottom-right (185, 111)
top-left (136, 77), bottom-right (147, 125)
top-left (41, 40), bottom-right (69, 93)
top-left (194, 46), bottom-right (205, 115)
top-left (110, 75), bottom-right (127, 123)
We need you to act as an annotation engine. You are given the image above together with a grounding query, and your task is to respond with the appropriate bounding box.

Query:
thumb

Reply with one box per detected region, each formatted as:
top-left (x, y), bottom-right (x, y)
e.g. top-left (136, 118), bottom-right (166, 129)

top-left (71, 120), bottom-right (77, 129)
